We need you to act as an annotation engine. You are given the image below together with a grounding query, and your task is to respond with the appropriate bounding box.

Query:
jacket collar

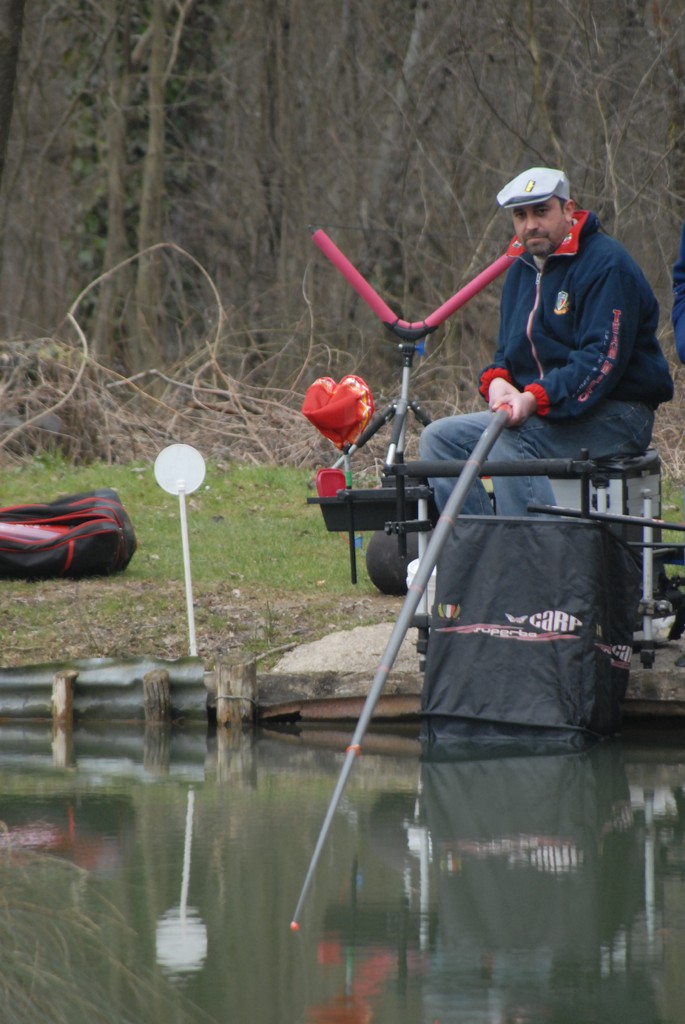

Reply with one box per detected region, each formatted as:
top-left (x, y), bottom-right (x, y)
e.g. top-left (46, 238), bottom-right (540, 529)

top-left (505, 209), bottom-right (592, 261)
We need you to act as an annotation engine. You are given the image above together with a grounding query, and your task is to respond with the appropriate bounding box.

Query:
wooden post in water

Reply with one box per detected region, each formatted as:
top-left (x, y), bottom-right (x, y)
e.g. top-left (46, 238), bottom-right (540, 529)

top-left (52, 669), bottom-right (77, 727)
top-left (52, 669), bottom-right (77, 768)
top-left (215, 654), bottom-right (257, 727)
top-left (143, 723), bottom-right (171, 774)
top-left (143, 669), bottom-right (171, 774)
top-left (143, 668), bottom-right (172, 723)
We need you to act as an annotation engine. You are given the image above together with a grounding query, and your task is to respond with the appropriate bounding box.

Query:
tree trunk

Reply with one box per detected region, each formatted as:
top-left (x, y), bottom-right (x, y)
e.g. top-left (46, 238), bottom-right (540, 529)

top-left (93, 0), bottom-right (137, 366)
top-left (134, 0), bottom-right (166, 372)
top-left (0, 0), bottom-right (24, 189)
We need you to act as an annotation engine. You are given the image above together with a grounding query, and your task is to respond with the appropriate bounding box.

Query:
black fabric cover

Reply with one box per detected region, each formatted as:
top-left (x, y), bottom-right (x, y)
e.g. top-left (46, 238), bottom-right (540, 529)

top-left (0, 489), bottom-right (137, 578)
top-left (421, 517), bottom-right (641, 736)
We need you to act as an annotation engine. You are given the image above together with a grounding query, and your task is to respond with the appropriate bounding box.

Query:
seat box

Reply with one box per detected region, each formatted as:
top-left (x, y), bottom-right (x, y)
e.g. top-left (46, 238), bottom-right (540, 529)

top-left (550, 451), bottom-right (660, 543)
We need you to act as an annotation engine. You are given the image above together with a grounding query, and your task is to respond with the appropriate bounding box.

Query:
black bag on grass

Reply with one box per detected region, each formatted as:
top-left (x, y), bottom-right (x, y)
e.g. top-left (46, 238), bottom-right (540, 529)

top-left (421, 517), bottom-right (641, 737)
top-left (0, 489), bottom-right (136, 578)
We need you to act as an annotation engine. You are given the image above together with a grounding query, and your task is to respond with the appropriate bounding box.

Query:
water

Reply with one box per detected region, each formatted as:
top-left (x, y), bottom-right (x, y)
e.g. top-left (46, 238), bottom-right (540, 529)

top-left (1, 720), bottom-right (685, 1023)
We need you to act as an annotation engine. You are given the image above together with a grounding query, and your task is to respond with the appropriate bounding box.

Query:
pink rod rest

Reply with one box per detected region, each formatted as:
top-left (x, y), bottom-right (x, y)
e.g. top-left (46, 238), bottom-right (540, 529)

top-left (311, 229), bottom-right (397, 324)
top-left (311, 227), bottom-right (512, 334)
top-left (422, 253), bottom-right (513, 329)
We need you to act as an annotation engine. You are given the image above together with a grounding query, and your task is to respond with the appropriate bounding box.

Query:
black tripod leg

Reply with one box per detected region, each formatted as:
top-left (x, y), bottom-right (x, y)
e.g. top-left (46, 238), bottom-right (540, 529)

top-left (385, 398), bottom-right (409, 465)
top-left (346, 403), bottom-right (397, 455)
top-left (389, 460), bottom-right (408, 558)
top-left (409, 399), bottom-right (432, 427)
top-left (346, 496), bottom-right (357, 584)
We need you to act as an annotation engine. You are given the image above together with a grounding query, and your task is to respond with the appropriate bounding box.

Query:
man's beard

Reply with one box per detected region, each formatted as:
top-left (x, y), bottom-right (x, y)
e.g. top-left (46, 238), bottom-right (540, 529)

top-left (524, 235), bottom-right (554, 257)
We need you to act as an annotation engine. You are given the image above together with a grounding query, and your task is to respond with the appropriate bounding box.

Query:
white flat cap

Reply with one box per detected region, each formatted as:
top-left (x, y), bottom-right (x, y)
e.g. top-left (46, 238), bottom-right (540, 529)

top-left (497, 167), bottom-right (571, 208)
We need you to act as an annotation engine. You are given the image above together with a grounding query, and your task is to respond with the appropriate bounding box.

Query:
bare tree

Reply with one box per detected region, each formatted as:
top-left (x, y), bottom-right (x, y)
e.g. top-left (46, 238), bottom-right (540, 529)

top-left (0, 0), bottom-right (684, 397)
top-left (0, 0), bottom-right (24, 188)
top-left (92, 0), bottom-right (136, 366)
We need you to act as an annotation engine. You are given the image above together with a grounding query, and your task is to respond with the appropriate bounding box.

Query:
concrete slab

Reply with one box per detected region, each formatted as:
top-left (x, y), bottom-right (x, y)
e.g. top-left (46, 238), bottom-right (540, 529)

top-left (270, 622), bottom-right (421, 676)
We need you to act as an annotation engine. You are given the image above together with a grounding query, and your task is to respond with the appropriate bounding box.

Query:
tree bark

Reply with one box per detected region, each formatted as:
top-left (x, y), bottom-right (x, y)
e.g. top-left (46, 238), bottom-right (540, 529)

top-left (134, 0), bottom-right (166, 372)
top-left (0, 0), bottom-right (24, 190)
top-left (93, 0), bottom-right (137, 365)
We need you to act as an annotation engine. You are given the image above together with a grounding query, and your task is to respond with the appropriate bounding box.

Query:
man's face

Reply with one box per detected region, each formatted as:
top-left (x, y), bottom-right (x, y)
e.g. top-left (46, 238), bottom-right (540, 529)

top-left (511, 198), bottom-right (575, 258)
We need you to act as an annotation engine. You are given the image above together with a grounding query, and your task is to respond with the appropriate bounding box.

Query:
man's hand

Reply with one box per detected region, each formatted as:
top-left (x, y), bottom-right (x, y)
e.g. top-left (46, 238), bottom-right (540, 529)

top-left (488, 378), bottom-right (537, 425)
top-left (488, 377), bottom-right (519, 408)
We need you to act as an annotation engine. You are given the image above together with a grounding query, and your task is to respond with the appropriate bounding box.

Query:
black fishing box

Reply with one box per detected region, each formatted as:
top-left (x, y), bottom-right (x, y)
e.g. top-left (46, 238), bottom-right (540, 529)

top-left (421, 517), bottom-right (641, 737)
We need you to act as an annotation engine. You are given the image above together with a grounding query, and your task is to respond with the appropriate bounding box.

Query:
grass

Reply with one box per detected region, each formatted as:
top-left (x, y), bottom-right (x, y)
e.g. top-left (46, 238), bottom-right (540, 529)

top-left (0, 456), bottom-right (397, 668)
top-left (0, 456), bottom-right (367, 590)
top-left (2, 453), bottom-right (684, 669)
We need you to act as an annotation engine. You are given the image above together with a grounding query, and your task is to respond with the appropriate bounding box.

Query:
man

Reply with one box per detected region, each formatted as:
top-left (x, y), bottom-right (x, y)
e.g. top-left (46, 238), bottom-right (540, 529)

top-left (420, 166), bottom-right (674, 514)
top-left (672, 218), bottom-right (685, 362)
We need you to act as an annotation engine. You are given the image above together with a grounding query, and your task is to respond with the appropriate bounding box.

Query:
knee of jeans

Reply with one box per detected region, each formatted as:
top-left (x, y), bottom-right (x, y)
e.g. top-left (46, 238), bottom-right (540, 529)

top-left (419, 421), bottom-right (439, 458)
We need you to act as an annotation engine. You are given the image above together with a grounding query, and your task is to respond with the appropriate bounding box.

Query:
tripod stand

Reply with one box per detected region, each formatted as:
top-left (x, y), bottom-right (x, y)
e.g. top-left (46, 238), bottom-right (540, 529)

top-left (310, 334), bottom-right (433, 587)
top-left (308, 226), bottom-right (512, 584)
top-left (312, 225), bottom-right (511, 468)
top-left (326, 335), bottom-right (434, 600)
top-left (332, 338), bottom-right (432, 470)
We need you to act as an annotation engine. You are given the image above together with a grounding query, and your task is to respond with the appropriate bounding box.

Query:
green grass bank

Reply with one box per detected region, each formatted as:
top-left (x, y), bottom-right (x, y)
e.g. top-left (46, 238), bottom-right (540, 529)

top-left (0, 457), bottom-right (399, 668)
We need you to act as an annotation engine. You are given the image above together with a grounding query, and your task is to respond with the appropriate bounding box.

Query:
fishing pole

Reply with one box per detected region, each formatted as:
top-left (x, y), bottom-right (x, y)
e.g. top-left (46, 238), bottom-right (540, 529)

top-left (290, 407), bottom-right (511, 931)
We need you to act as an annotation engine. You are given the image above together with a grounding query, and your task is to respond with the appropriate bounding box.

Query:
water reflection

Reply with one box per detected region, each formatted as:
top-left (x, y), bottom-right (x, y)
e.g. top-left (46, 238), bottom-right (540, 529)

top-left (0, 722), bottom-right (682, 1022)
top-left (297, 724), bottom-right (685, 1024)
top-left (156, 787), bottom-right (208, 977)
top-left (418, 733), bottom-right (649, 1023)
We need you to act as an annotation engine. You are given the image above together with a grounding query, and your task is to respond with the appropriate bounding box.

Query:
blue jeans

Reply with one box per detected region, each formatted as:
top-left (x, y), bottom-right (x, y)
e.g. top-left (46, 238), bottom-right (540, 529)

top-left (419, 400), bottom-right (655, 514)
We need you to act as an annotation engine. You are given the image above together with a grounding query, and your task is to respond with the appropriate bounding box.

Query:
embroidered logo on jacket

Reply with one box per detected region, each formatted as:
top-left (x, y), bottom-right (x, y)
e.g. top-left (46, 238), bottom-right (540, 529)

top-left (554, 290), bottom-right (570, 315)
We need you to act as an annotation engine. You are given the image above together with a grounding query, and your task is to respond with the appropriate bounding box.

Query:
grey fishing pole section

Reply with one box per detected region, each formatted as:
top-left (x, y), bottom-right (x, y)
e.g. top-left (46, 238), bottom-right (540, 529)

top-left (290, 407), bottom-right (511, 932)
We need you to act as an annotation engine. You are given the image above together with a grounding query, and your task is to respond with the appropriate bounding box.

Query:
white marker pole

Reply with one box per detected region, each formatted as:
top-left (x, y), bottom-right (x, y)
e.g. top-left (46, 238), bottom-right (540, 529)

top-left (177, 481), bottom-right (197, 656)
top-left (154, 444), bottom-right (206, 659)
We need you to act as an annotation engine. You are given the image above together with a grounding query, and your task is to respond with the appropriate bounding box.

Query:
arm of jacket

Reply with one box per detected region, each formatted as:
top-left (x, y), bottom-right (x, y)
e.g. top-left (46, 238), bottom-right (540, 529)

top-left (524, 263), bottom-right (657, 418)
top-left (672, 219), bottom-right (685, 364)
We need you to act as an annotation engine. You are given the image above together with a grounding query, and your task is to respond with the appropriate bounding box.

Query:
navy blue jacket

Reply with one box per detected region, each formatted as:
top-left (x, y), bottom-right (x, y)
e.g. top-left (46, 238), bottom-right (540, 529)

top-left (671, 218), bottom-right (685, 363)
top-left (480, 210), bottom-right (673, 418)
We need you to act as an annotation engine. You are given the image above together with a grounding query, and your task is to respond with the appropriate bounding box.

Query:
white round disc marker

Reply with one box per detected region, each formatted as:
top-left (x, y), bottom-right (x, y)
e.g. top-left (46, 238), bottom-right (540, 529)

top-left (154, 444), bottom-right (206, 656)
top-left (154, 444), bottom-right (206, 496)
